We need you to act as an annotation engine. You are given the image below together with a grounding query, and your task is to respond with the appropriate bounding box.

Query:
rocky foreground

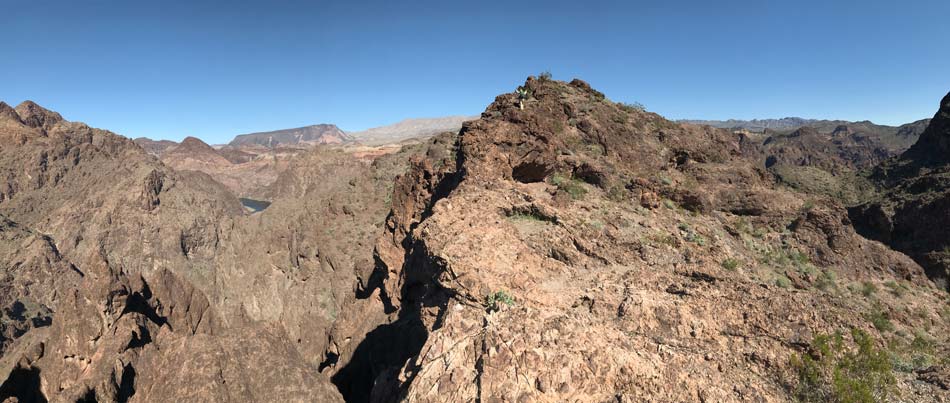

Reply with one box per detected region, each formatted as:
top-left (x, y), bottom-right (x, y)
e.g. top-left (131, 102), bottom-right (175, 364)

top-left (0, 79), bottom-right (948, 402)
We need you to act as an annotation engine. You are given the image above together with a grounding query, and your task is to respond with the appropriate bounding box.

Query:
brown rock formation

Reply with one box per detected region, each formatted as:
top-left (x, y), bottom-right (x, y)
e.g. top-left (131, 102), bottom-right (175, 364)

top-left (322, 77), bottom-right (950, 402)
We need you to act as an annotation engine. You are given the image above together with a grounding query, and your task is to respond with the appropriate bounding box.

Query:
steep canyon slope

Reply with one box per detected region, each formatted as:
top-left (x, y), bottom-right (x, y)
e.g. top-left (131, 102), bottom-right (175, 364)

top-left (850, 92), bottom-right (950, 291)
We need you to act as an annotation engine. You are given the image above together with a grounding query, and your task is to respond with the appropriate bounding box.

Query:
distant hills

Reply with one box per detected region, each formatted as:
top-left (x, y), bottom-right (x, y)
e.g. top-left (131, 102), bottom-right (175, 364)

top-left (229, 124), bottom-right (350, 147)
top-left (679, 117), bottom-right (931, 135)
top-left (347, 116), bottom-right (475, 145)
top-left (136, 116), bottom-right (474, 152)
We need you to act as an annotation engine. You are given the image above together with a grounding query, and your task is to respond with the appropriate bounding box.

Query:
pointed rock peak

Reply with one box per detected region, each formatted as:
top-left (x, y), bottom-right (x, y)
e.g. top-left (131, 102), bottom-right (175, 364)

top-left (0, 102), bottom-right (21, 123)
top-left (14, 100), bottom-right (64, 129)
top-left (907, 92), bottom-right (950, 160)
top-left (174, 136), bottom-right (216, 153)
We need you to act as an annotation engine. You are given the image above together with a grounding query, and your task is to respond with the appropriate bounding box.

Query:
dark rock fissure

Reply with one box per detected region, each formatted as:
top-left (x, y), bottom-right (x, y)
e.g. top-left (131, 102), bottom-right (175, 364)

top-left (117, 363), bottom-right (136, 403)
top-left (0, 366), bottom-right (48, 403)
top-left (331, 166), bottom-right (459, 403)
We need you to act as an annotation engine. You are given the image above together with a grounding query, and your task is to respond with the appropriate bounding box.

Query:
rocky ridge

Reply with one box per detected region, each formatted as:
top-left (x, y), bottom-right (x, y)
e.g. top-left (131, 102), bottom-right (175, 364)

top-left (318, 78), bottom-right (950, 402)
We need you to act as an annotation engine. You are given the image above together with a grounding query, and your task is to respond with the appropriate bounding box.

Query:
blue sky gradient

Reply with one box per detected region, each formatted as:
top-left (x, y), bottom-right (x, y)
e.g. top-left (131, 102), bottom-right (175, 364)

top-left (2, 0), bottom-right (948, 143)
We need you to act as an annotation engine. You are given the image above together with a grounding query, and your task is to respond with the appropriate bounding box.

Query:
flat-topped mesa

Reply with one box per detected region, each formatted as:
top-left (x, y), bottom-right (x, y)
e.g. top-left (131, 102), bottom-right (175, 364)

top-left (906, 91), bottom-right (950, 161)
top-left (14, 100), bottom-right (64, 130)
top-left (228, 124), bottom-right (350, 148)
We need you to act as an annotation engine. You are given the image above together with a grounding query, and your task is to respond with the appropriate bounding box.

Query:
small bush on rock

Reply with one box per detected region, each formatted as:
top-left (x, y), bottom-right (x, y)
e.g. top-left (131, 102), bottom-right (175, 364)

top-left (721, 258), bottom-right (740, 271)
top-left (484, 290), bottom-right (515, 312)
top-left (790, 329), bottom-right (895, 403)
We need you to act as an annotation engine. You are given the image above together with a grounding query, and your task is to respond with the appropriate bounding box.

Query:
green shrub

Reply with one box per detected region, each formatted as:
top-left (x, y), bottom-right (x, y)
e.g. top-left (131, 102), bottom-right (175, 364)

top-left (867, 306), bottom-right (894, 332)
top-left (550, 174), bottom-right (588, 200)
top-left (775, 275), bottom-right (792, 288)
top-left (619, 102), bottom-right (646, 113)
top-left (860, 282), bottom-right (878, 297)
top-left (816, 270), bottom-right (837, 291)
top-left (484, 290), bottom-right (515, 312)
top-left (883, 281), bottom-right (907, 298)
top-left (677, 223), bottom-right (706, 246)
top-left (790, 329), bottom-right (895, 403)
top-left (721, 258), bottom-right (740, 271)
top-left (890, 331), bottom-right (937, 372)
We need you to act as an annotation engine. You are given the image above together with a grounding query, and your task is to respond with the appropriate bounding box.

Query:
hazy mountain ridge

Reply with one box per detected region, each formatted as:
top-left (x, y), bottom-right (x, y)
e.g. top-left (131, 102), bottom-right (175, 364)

top-left (346, 115), bottom-right (475, 145)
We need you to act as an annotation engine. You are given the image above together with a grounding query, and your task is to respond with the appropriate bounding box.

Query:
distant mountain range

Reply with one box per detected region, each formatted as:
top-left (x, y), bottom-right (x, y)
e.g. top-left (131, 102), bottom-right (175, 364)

top-left (347, 116), bottom-right (476, 145)
top-left (135, 116), bottom-right (474, 153)
top-left (679, 117), bottom-right (930, 134)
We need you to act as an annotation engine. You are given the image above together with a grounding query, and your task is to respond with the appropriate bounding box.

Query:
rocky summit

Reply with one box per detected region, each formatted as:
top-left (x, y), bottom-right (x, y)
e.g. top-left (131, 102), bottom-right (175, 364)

top-left (0, 79), bottom-right (949, 403)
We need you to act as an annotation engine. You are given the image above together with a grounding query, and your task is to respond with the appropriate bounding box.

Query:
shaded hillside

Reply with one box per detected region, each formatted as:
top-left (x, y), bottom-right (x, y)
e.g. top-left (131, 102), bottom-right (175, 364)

top-left (851, 92), bottom-right (950, 290)
top-left (732, 119), bottom-right (929, 205)
top-left (229, 123), bottom-right (350, 147)
top-left (133, 137), bottom-right (177, 156)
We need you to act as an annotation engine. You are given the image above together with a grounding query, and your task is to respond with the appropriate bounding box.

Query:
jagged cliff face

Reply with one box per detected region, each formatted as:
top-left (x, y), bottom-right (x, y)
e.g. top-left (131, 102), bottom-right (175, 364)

top-left (321, 78), bottom-right (950, 402)
top-left (851, 92), bottom-right (950, 290)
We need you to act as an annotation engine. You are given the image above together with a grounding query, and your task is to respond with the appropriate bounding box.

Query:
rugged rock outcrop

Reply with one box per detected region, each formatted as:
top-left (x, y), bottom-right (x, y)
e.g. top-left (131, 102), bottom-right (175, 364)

top-left (0, 103), bottom-right (345, 402)
top-left (851, 92), bottom-right (950, 289)
top-left (322, 78), bottom-right (950, 402)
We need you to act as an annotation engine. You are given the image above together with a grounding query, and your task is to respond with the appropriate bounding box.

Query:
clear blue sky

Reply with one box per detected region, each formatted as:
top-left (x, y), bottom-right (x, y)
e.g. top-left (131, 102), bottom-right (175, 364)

top-left (2, 0), bottom-right (947, 143)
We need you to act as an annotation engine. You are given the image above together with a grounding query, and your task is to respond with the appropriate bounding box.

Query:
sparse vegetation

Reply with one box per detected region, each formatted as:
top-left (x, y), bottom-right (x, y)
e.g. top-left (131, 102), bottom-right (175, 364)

top-left (790, 329), bottom-right (895, 403)
top-left (538, 71), bottom-right (552, 81)
top-left (775, 275), bottom-right (792, 288)
top-left (606, 185), bottom-right (626, 201)
top-left (888, 330), bottom-right (939, 372)
top-left (550, 174), bottom-right (588, 200)
top-left (517, 87), bottom-right (530, 110)
top-left (860, 282), bottom-right (878, 297)
top-left (815, 269), bottom-right (838, 291)
top-left (883, 281), bottom-right (907, 298)
top-left (677, 223), bottom-right (706, 245)
top-left (619, 102), bottom-right (646, 113)
top-left (484, 290), bottom-right (515, 312)
top-left (721, 258), bottom-right (740, 271)
top-left (867, 305), bottom-right (894, 332)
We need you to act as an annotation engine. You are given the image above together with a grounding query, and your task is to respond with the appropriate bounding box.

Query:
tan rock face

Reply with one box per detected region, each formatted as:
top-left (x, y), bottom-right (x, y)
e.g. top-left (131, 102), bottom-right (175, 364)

top-left (322, 78), bottom-right (950, 402)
